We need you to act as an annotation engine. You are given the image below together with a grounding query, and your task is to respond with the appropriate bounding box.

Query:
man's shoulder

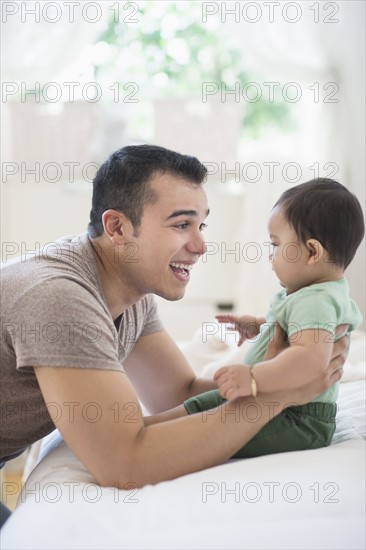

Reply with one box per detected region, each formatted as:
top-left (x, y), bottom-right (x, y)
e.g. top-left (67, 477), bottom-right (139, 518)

top-left (1, 234), bottom-right (105, 318)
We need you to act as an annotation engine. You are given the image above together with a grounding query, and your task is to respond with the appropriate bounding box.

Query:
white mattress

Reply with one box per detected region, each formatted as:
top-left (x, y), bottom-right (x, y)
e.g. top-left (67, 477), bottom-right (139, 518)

top-left (2, 331), bottom-right (365, 550)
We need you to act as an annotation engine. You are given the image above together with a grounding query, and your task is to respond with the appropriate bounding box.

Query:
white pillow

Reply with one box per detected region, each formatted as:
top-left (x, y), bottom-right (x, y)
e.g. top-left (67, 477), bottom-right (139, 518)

top-left (181, 328), bottom-right (366, 382)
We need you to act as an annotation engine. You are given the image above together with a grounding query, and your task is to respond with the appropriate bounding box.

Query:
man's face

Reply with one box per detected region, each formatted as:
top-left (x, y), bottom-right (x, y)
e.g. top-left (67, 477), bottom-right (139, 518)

top-left (121, 172), bottom-right (209, 301)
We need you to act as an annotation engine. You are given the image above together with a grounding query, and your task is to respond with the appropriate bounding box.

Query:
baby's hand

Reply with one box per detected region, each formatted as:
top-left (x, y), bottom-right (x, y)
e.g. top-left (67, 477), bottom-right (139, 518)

top-left (215, 314), bottom-right (261, 346)
top-left (214, 364), bottom-right (251, 400)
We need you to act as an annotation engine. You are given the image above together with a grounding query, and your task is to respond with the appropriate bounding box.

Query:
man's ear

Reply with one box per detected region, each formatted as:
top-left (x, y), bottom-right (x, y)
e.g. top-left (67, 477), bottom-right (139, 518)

top-left (306, 238), bottom-right (324, 264)
top-left (102, 210), bottom-right (133, 243)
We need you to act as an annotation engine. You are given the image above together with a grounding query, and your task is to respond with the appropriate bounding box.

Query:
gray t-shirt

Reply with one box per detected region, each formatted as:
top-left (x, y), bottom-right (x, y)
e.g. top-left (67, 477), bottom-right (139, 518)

top-left (0, 234), bottom-right (163, 462)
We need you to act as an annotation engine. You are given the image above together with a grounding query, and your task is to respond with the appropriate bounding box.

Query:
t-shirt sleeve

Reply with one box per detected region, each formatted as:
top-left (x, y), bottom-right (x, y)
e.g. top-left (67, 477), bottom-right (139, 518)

top-left (10, 279), bottom-right (122, 372)
top-left (284, 288), bottom-right (343, 338)
top-left (141, 294), bottom-right (163, 336)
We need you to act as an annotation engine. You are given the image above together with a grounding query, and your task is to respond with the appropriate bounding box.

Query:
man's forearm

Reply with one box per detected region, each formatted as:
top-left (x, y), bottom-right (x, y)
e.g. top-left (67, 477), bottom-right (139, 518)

top-left (144, 403), bottom-right (188, 426)
top-left (143, 377), bottom-right (217, 427)
top-left (187, 375), bottom-right (217, 398)
top-left (134, 394), bottom-right (288, 487)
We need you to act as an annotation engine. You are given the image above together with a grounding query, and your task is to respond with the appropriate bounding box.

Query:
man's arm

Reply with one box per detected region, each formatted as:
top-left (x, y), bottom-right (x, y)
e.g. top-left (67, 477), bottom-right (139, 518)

top-left (34, 323), bottom-right (346, 487)
top-left (122, 329), bottom-right (217, 414)
top-left (34, 365), bottom-right (297, 488)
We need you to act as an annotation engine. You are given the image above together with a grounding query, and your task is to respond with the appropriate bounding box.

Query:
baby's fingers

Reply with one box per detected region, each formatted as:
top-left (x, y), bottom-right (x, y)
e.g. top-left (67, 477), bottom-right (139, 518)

top-left (214, 366), bottom-right (229, 381)
top-left (238, 335), bottom-right (245, 347)
top-left (224, 387), bottom-right (240, 401)
top-left (218, 381), bottom-right (233, 400)
top-left (215, 314), bottom-right (239, 324)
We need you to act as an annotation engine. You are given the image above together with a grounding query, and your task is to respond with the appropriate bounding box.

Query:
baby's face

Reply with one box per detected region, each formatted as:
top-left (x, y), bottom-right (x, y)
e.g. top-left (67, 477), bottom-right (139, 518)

top-left (267, 207), bottom-right (312, 294)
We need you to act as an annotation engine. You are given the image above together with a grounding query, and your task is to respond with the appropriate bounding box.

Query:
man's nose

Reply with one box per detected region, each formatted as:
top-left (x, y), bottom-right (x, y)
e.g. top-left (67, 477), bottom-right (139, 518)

top-left (187, 231), bottom-right (207, 256)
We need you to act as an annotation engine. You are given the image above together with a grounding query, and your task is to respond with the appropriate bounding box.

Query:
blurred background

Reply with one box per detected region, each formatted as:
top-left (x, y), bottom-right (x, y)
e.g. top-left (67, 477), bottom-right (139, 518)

top-left (1, 0), bottom-right (365, 339)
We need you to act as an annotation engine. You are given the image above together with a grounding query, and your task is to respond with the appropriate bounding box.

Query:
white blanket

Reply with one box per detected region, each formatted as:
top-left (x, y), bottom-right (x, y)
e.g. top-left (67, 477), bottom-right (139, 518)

top-left (2, 331), bottom-right (365, 550)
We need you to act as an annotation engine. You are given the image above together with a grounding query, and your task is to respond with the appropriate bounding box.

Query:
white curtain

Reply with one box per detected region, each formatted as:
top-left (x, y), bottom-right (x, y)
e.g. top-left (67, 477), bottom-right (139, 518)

top-left (2, 3), bottom-right (101, 81)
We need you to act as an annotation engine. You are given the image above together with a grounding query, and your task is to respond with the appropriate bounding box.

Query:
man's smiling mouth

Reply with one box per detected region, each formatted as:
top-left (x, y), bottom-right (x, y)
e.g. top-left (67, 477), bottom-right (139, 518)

top-left (169, 262), bottom-right (193, 277)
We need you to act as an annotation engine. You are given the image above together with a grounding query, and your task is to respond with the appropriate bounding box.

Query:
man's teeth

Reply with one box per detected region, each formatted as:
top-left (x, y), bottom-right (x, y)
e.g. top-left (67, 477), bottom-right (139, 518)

top-left (170, 262), bottom-right (193, 271)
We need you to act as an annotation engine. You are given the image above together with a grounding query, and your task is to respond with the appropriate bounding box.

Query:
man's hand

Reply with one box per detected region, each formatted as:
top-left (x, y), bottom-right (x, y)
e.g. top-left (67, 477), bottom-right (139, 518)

top-left (326, 324), bottom-right (349, 386)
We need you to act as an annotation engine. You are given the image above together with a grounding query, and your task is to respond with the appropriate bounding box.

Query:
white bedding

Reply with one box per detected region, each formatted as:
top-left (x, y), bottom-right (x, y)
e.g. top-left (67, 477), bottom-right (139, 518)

top-left (2, 331), bottom-right (365, 550)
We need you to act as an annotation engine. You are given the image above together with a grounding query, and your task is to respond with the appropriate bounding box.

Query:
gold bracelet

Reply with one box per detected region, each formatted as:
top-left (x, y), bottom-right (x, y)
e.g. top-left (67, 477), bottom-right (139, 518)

top-left (249, 366), bottom-right (257, 398)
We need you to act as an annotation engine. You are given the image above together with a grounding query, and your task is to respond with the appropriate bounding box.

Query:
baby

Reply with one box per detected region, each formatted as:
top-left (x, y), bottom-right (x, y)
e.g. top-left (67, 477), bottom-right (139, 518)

top-left (184, 178), bottom-right (364, 458)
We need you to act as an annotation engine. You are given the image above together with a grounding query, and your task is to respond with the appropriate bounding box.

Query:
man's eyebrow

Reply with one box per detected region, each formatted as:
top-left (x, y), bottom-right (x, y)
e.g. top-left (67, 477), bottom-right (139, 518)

top-left (166, 209), bottom-right (210, 220)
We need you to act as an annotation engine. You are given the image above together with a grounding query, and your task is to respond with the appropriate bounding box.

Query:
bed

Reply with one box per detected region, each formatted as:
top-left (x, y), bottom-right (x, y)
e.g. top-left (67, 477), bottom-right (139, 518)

top-left (2, 330), bottom-right (365, 550)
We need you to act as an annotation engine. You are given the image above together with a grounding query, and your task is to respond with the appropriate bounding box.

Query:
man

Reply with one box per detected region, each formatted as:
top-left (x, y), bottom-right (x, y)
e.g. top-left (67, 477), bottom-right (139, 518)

top-left (1, 145), bottom-right (345, 497)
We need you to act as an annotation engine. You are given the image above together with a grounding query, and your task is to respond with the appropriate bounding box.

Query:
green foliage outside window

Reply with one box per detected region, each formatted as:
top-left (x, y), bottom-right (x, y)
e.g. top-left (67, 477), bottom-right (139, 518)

top-left (94, 1), bottom-right (293, 138)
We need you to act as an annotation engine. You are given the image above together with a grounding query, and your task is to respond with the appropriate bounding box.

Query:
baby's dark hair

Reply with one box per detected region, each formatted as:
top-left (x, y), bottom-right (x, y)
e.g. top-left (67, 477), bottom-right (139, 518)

top-left (273, 178), bottom-right (365, 269)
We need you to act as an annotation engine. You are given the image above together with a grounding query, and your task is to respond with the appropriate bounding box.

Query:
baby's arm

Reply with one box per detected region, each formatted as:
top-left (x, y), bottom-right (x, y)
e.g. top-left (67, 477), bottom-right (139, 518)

top-left (215, 329), bottom-right (334, 399)
top-left (215, 314), bottom-right (266, 346)
top-left (250, 329), bottom-right (334, 393)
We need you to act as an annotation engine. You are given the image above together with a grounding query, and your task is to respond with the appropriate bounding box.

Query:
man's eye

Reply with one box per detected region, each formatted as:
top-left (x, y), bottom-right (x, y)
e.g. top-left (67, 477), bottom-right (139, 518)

top-left (175, 222), bottom-right (208, 231)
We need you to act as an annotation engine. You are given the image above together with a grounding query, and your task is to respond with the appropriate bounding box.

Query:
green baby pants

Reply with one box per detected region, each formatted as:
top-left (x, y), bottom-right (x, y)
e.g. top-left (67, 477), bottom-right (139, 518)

top-left (184, 389), bottom-right (337, 459)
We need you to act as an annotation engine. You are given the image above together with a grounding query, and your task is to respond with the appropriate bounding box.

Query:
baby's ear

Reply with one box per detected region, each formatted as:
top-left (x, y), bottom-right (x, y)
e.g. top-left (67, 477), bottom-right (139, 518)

top-left (306, 238), bottom-right (324, 264)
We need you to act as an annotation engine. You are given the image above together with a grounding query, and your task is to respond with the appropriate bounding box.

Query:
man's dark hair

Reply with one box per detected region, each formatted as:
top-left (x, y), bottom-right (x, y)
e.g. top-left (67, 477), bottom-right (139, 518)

top-left (88, 144), bottom-right (207, 237)
top-left (273, 178), bottom-right (365, 269)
